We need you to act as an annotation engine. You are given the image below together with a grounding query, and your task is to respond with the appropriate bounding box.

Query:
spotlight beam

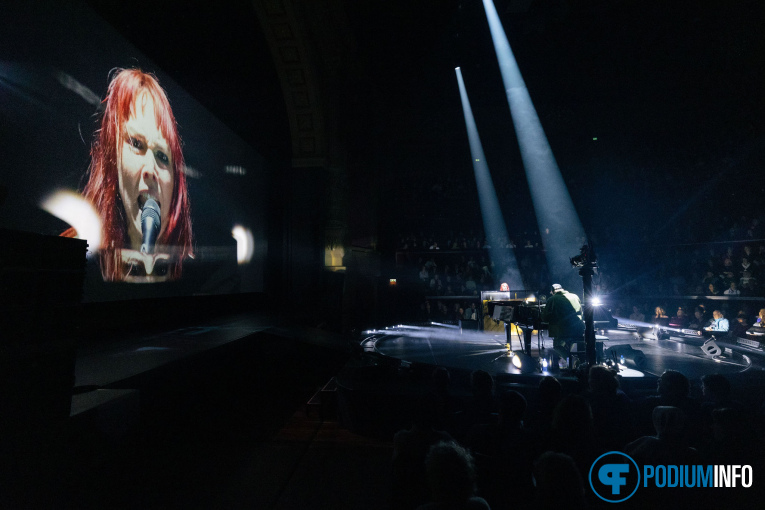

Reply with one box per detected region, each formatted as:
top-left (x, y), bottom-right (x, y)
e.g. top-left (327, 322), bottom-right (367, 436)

top-left (455, 67), bottom-right (523, 289)
top-left (482, 0), bottom-right (586, 290)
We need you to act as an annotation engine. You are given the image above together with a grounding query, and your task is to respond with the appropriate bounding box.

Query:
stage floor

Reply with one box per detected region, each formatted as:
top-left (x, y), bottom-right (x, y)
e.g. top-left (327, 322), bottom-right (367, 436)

top-left (362, 325), bottom-right (758, 381)
top-left (74, 313), bottom-right (274, 388)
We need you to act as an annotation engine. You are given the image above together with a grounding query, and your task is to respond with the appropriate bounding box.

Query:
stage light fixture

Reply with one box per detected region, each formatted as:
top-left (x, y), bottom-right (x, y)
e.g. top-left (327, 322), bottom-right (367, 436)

top-left (606, 345), bottom-right (646, 370)
top-left (231, 225), bottom-right (254, 264)
top-left (701, 338), bottom-right (722, 357)
top-left (41, 189), bottom-right (102, 256)
top-left (511, 352), bottom-right (538, 373)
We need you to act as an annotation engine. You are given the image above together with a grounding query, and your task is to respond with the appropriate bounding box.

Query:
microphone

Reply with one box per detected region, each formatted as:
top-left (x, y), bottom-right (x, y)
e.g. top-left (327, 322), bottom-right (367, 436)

top-left (140, 198), bottom-right (161, 254)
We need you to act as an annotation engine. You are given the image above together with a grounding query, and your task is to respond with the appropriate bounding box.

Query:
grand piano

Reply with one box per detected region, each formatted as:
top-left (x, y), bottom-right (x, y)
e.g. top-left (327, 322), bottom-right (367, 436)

top-left (482, 291), bottom-right (617, 356)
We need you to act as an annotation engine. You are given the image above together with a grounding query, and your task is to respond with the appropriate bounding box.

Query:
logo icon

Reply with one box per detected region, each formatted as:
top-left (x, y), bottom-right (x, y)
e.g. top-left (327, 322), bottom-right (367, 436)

top-left (589, 452), bottom-right (640, 503)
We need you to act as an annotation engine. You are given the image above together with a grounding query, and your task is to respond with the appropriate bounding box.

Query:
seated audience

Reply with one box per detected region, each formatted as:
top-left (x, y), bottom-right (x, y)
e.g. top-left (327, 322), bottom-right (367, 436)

top-left (753, 308), bottom-right (765, 328)
top-left (634, 369), bottom-right (702, 445)
top-left (466, 391), bottom-right (534, 509)
top-left (547, 395), bottom-right (597, 481)
top-left (731, 311), bottom-right (750, 337)
top-left (668, 306), bottom-right (690, 328)
top-left (525, 376), bottom-right (562, 439)
top-left (464, 370), bottom-right (497, 427)
top-left (625, 406), bottom-right (700, 465)
top-left (724, 281), bottom-right (741, 295)
top-left (702, 270), bottom-right (716, 287)
top-left (703, 408), bottom-right (755, 466)
top-left (430, 367), bottom-right (455, 431)
top-left (699, 408), bottom-right (760, 508)
top-left (652, 306), bottom-right (669, 326)
top-left (417, 441), bottom-right (490, 510)
top-left (533, 452), bottom-right (588, 510)
top-left (585, 365), bottom-right (633, 450)
top-left (706, 283), bottom-right (721, 296)
top-left (688, 307), bottom-right (708, 329)
top-left (700, 374), bottom-right (743, 415)
top-left (740, 271), bottom-right (756, 290)
top-left (704, 310), bottom-right (729, 332)
top-left (629, 305), bottom-right (645, 323)
top-left (393, 398), bottom-right (454, 510)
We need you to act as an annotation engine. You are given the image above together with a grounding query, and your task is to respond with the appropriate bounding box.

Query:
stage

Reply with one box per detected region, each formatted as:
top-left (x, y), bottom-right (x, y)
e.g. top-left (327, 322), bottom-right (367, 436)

top-left (360, 323), bottom-right (765, 383)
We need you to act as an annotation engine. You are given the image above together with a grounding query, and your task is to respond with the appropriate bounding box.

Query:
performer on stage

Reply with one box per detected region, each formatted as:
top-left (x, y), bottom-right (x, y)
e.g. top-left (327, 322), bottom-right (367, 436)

top-left (541, 283), bottom-right (585, 365)
top-left (63, 68), bottom-right (193, 281)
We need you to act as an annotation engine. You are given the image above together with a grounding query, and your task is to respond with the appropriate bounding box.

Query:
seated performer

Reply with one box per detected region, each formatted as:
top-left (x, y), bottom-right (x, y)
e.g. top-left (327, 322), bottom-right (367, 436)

top-left (541, 283), bottom-right (585, 366)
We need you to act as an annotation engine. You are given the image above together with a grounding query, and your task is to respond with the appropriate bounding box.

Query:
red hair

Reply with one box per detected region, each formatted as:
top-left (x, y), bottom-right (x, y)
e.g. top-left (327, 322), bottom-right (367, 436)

top-left (65, 69), bottom-right (192, 280)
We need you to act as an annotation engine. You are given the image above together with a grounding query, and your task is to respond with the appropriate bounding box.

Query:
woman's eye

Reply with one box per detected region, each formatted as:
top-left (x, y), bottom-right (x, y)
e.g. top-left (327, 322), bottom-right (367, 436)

top-left (154, 260), bottom-right (169, 276)
top-left (156, 151), bottom-right (170, 165)
top-left (130, 137), bottom-right (143, 150)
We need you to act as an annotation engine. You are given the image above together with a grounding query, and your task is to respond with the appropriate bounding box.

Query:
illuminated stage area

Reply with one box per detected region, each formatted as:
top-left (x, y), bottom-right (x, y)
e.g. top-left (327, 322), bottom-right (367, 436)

top-left (361, 324), bottom-right (762, 383)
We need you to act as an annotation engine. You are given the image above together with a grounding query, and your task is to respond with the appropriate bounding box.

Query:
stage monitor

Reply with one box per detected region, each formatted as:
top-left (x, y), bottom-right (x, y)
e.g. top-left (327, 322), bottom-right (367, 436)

top-left (0, 2), bottom-right (268, 302)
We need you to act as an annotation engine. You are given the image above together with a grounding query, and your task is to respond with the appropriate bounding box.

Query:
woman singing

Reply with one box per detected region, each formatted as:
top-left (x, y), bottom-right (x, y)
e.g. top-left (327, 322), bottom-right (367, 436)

top-left (64, 69), bottom-right (192, 281)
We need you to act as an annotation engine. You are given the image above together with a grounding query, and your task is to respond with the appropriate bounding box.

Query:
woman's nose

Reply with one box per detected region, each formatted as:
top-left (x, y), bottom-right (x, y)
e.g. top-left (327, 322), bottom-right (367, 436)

top-left (142, 150), bottom-right (159, 179)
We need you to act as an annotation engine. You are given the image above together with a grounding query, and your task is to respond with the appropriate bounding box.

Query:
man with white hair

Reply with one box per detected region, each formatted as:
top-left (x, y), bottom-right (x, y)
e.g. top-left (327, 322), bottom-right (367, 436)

top-left (542, 283), bottom-right (585, 365)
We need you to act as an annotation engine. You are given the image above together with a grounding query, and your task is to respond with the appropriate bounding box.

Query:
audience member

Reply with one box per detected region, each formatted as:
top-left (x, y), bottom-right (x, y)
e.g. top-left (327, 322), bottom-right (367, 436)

top-left (753, 308), bottom-right (765, 328)
top-left (525, 376), bottom-right (562, 439)
top-left (585, 365), bottom-right (633, 450)
top-left (462, 370), bottom-right (497, 430)
top-left (702, 408), bottom-right (755, 466)
top-left (533, 452), bottom-right (588, 510)
top-left (417, 441), bottom-right (490, 510)
top-left (730, 311), bottom-right (749, 337)
top-left (547, 395), bottom-right (597, 480)
top-left (700, 374), bottom-right (742, 415)
top-left (430, 367), bottom-right (456, 431)
top-left (652, 306), bottom-right (669, 326)
top-left (668, 306), bottom-right (690, 328)
top-left (629, 305), bottom-right (645, 322)
top-left (466, 391), bottom-right (534, 509)
top-left (688, 306), bottom-right (708, 329)
top-left (634, 370), bottom-right (702, 445)
top-left (625, 406), bottom-right (700, 465)
top-left (704, 310), bottom-right (729, 332)
top-left (393, 398), bottom-right (454, 510)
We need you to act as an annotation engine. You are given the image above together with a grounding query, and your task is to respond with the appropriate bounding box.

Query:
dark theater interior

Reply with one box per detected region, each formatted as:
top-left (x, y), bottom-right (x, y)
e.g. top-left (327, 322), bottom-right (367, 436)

top-left (2, 1), bottom-right (765, 508)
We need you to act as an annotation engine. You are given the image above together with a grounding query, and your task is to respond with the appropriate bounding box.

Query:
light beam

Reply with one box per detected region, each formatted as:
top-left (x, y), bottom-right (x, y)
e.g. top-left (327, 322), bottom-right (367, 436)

top-left (482, 0), bottom-right (586, 291)
top-left (455, 67), bottom-right (523, 289)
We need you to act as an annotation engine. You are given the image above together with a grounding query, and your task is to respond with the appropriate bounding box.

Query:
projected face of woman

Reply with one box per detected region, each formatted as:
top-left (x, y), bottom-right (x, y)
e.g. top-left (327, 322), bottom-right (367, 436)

top-left (118, 93), bottom-right (174, 250)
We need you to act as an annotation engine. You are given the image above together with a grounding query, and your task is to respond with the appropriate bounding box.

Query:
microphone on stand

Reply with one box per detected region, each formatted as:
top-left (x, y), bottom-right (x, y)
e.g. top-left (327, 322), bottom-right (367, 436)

top-left (140, 198), bottom-right (161, 254)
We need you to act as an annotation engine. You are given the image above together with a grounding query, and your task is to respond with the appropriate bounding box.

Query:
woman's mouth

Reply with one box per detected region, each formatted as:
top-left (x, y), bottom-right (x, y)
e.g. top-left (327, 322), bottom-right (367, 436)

top-left (137, 192), bottom-right (160, 212)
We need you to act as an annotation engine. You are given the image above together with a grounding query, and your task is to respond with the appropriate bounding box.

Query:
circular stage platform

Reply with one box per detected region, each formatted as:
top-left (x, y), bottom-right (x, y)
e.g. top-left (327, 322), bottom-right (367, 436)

top-left (361, 324), bottom-right (762, 382)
